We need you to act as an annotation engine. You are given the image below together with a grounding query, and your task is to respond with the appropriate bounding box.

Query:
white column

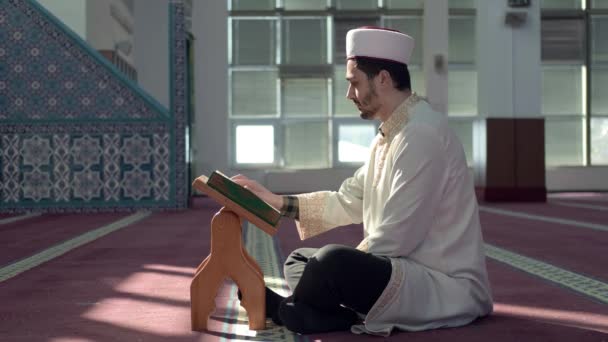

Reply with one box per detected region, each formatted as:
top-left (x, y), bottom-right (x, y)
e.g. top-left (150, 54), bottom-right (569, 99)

top-left (477, 1), bottom-right (541, 118)
top-left (190, 1), bottom-right (229, 176)
top-left (133, 0), bottom-right (169, 108)
top-left (423, 0), bottom-right (449, 114)
top-left (474, 1), bottom-right (544, 200)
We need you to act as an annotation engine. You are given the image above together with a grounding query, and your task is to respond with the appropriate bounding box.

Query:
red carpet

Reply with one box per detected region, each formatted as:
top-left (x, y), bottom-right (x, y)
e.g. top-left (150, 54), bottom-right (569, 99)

top-left (0, 199), bottom-right (219, 341)
top-left (479, 210), bottom-right (608, 282)
top-left (0, 213), bottom-right (129, 267)
top-left (0, 196), bottom-right (606, 341)
top-left (485, 201), bottom-right (608, 226)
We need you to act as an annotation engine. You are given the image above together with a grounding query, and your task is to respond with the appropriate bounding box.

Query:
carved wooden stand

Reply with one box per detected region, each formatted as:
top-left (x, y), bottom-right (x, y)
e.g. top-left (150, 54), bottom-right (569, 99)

top-left (190, 175), bottom-right (278, 332)
top-left (190, 208), bottom-right (266, 331)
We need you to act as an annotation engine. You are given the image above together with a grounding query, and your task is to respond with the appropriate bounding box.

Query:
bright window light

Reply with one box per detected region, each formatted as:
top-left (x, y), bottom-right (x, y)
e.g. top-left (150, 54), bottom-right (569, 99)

top-left (235, 125), bottom-right (274, 164)
top-left (582, 64), bottom-right (588, 164)
top-left (338, 124), bottom-right (376, 162)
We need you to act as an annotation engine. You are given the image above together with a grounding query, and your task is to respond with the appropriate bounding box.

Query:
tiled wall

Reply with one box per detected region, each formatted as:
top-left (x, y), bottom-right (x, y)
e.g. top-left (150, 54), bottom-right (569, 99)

top-left (0, 0), bottom-right (188, 211)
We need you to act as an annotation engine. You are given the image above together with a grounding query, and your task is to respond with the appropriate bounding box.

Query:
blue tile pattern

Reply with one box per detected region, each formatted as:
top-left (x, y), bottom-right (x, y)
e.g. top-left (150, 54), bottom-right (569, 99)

top-left (170, 2), bottom-right (189, 209)
top-left (1, 125), bottom-right (171, 208)
top-left (0, 0), bottom-right (187, 211)
top-left (0, 0), bottom-right (167, 121)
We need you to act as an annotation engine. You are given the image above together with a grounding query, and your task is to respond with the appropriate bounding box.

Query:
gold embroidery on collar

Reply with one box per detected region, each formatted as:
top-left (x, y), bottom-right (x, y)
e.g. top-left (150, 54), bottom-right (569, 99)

top-left (372, 93), bottom-right (421, 187)
top-left (378, 93), bottom-right (421, 140)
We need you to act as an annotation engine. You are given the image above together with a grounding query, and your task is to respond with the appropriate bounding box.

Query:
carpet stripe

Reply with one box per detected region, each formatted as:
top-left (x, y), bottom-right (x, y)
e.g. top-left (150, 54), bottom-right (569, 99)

top-left (551, 201), bottom-right (608, 212)
top-left (485, 244), bottom-right (608, 304)
top-left (0, 211), bottom-right (151, 283)
top-left (0, 213), bottom-right (42, 225)
top-left (479, 206), bottom-right (608, 232)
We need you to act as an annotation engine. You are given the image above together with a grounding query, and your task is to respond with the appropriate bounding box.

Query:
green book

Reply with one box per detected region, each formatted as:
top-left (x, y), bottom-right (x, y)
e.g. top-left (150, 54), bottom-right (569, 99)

top-left (206, 171), bottom-right (281, 226)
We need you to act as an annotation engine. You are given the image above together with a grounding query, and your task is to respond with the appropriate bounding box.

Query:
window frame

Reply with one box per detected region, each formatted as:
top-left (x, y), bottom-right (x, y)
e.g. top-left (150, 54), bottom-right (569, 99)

top-left (588, 10), bottom-right (608, 164)
top-left (541, 3), bottom-right (608, 166)
top-left (227, 1), bottom-right (481, 170)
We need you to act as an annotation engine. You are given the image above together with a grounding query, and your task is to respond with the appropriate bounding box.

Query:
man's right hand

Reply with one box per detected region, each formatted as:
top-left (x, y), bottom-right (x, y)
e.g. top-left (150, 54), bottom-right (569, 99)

top-left (231, 174), bottom-right (284, 211)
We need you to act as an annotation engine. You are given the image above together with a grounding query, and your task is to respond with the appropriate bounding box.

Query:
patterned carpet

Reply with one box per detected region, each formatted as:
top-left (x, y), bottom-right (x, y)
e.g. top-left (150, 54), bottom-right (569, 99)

top-left (0, 196), bottom-right (607, 341)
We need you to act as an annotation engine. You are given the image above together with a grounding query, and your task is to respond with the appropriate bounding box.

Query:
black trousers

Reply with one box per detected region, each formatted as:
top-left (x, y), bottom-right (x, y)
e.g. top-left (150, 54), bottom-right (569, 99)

top-left (283, 244), bottom-right (392, 316)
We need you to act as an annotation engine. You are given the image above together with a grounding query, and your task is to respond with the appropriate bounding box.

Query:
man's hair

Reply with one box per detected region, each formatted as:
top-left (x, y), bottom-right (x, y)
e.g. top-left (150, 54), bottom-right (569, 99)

top-left (353, 56), bottom-right (411, 91)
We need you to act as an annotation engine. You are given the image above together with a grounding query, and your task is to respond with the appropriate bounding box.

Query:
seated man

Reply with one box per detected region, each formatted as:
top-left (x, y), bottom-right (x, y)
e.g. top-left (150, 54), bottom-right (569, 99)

top-left (233, 26), bottom-right (493, 336)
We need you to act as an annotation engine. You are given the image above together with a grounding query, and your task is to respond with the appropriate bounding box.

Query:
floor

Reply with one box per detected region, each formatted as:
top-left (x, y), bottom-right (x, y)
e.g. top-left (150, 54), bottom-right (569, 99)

top-left (0, 193), bottom-right (607, 341)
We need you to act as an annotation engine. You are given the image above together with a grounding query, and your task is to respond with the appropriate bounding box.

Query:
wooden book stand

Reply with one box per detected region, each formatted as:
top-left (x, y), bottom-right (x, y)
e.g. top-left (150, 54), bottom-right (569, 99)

top-left (190, 175), bottom-right (278, 331)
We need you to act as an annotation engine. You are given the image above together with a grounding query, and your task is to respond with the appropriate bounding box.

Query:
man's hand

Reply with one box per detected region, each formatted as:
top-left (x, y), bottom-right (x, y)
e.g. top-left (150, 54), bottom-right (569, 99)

top-left (231, 174), bottom-right (283, 211)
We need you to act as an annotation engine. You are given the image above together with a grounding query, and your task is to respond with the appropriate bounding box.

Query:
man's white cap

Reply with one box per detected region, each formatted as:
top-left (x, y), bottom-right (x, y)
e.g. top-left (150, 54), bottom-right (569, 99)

top-left (346, 26), bottom-right (414, 65)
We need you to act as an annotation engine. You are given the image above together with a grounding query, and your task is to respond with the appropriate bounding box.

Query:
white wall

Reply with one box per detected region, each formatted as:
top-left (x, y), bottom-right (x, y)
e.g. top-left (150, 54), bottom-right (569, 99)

top-left (191, 0), bottom-right (230, 179)
top-left (477, 0), bottom-right (541, 118)
top-left (423, 0), bottom-right (448, 114)
top-left (38, 0), bottom-right (135, 72)
top-left (547, 167), bottom-right (608, 191)
top-left (133, 0), bottom-right (169, 108)
top-left (37, 0), bottom-right (86, 39)
top-left (83, 0), bottom-right (135, 65)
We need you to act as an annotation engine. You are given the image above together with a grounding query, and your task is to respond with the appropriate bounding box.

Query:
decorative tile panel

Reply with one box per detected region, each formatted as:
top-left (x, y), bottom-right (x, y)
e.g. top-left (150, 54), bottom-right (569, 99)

top-left (0, 0), bottom-right (168, 122)
top-left (152, 134), bottom-right (170, 201)
top-left (103, 134), bottom-right (121, 202)
top-left (0, 0), bottom-right (188, 211)
top-left (52, 134), bottom-right (70, 202)
top-left (1, 127), bottom-right (172, 208)
top-left (170, 3), bottom-right (189, 208)
top-left (1, 135), bottom-right (20, 203)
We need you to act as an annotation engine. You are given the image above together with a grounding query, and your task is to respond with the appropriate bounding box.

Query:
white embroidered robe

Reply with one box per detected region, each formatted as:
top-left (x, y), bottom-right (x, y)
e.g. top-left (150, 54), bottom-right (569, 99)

top-left (294, 95), bottom-right (493, 336)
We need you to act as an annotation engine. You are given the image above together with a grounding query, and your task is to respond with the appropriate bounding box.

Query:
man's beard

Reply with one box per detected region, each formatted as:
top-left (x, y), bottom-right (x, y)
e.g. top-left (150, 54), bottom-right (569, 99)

top-left (355, 83), bottom-right (379, 120)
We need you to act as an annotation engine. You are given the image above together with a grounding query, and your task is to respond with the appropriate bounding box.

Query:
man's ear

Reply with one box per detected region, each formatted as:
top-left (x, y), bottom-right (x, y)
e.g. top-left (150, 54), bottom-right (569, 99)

top-left (378, 70), bottom-right (392, 88)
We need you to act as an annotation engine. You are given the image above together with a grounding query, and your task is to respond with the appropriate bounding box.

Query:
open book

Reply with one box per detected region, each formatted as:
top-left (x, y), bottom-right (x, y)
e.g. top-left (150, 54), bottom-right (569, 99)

top-left (192, 171), bottom-right (280, 235)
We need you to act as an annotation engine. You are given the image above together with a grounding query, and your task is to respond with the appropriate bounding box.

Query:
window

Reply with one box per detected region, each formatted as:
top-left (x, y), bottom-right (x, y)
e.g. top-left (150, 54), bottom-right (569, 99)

top-left (283, 0), bottom-right (326, 11)
top-left (281, 18), bottom-right (328, 65)
top-left (545, 118), bottom-right (586, 166)
top-left (385, 0), bottom-right (423, 9)
top-left (228, 2), bottom-right (605, 170)
top-left (337, 124), bottom-right (377, 163)
top-left (234, 125), bottom-right (275, 164)
top-left (284, 122), bottom-right (330, 168)
top-left (590, 15), bottom-right (608, 164)
top-left (230, 69), bottom-right (278, 117)
top-left (229, 1), bottom-right (428, 169)
top-left (335, 0), bottom-right (377, 10)
top-left (591, 118), bottom-right (608, 164)
top-left (231, 18), bottom-right (276, 65)
top-left (592, 0), bottom-right (608, 9)
top-left (540, 0), bottom-right (582, 9)
top-left (231, 0), bottom-right (274, 10)
top-left (541, 4), bottom-right (608, 166)
top-left (541, 13), bottom-right (586, 166)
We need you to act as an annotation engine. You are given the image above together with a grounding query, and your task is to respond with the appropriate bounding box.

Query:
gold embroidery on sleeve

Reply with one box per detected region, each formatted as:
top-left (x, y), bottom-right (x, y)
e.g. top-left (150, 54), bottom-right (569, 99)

top-left (295, 191), bottom-right (329, 240)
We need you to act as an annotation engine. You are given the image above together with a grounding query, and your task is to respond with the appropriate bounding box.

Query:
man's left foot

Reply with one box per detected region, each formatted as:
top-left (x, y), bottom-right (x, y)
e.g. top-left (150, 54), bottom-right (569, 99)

top-left (237, 287), bottom-right (285, 325)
